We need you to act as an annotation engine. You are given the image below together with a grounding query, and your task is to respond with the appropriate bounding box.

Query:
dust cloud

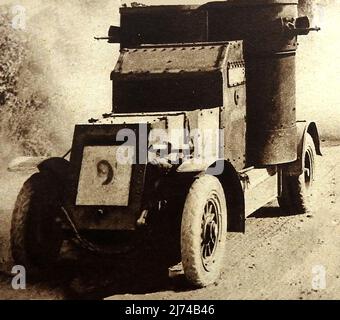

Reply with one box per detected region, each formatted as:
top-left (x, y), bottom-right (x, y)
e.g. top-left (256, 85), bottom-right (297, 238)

top-left (297, 0), bottom-right (340, 141)
top-left (0, 0), bottom-right (120, 159)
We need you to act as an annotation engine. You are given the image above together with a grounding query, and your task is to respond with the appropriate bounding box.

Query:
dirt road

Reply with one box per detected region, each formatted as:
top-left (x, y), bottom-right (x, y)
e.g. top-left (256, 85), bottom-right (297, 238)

top-left (0, 144), bottom-right (339, 300)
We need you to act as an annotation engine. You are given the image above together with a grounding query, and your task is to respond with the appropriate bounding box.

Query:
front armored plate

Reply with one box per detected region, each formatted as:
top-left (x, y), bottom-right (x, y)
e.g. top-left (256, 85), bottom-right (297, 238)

top-left (69, 124), bottom-right (147, 231)
top-left (76, 146), bottom-right (133, 206)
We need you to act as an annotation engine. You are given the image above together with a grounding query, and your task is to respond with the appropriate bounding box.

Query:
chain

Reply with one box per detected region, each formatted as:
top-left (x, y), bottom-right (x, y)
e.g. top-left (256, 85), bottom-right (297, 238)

top-left (60, 206), bottom-right (134, 256)
top-left (61, 206), bottom-right (107, 254)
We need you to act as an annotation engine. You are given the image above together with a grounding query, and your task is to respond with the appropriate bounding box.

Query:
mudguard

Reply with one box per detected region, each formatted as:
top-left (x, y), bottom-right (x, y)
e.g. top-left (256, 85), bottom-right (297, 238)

top-left (7, 156), bottom-right (46, 173)
top-left (37, 157), bottom-right (71, 181)
top-left (178, 159), bottom-right (245, 233)
top-left (284, 121), bottom-right (322, 176)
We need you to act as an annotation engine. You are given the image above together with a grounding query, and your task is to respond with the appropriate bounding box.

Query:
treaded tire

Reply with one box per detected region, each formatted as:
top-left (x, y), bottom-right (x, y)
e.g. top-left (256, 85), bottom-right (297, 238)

top-left (278, 133), bottom-right (316, 215)
top-left (181, 175), bottom-right (227, 288)
top-left (278, 174), bottom-right (291, 212)
top-left (10, 172), bottom-right (63, 275)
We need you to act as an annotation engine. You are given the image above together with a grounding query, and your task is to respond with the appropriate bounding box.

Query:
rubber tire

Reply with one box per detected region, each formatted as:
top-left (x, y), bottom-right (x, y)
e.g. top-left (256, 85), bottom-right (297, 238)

top-left (181, 175), bottom-right (227, 288)
top-left (277, 173), bottom-right (292, 213)
top-left (278, 134), bottom-right (316, 215)
top-left (10, 172), bottom-right (63, 275)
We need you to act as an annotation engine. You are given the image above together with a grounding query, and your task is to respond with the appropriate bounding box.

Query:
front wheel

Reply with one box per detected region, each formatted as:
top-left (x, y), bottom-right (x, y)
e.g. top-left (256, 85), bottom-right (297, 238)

top-left (181, 175), bottom-right (227, 287)
top-left (10, 172), bottom-right (63, 275)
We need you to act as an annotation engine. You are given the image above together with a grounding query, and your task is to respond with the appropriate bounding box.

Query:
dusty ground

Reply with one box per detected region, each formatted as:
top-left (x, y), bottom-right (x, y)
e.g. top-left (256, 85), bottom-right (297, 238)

top-left (0, 143), bottom-right (339, 300)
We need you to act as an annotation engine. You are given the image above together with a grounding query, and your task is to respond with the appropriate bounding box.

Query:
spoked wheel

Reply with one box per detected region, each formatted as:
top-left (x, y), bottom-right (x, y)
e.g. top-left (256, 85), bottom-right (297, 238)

top-left (303, 142), bottom-right (314, 190)
top-left (278, 133), bottom-right (316, 215)
top-left (201, 195), bottom-right (223, 271)
top-left (181, 175), bottom-right (227, 287)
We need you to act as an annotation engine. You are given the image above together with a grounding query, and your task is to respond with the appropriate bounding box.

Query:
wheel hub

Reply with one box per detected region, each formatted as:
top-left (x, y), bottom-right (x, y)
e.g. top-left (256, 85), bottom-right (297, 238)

top-left (304, 148), bottom-right (314, 189)
top-left (201, 195), bottom-right (222, 271)
top-left (205, 220), bottom-right (217, 243)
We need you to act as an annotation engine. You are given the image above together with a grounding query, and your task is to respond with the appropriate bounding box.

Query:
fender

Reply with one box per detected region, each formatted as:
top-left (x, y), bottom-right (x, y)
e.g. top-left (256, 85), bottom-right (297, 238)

top-left (284, 121), bottom-right (322, 176)
top-left (177, 159), bottom-right (245, 233)
top-left (176, 158), bottom-right (210, 173)
top-left (7, 156), bottom-right (47, 173)
top-left (210, 160), bottom-right (245, 233)
top-left (37, 157), bottom-right (71, 181)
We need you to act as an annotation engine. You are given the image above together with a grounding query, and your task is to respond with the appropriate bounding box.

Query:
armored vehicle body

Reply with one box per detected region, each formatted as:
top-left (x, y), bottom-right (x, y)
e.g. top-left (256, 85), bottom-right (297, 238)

top-left (11, 0), bottom-right (321, 287)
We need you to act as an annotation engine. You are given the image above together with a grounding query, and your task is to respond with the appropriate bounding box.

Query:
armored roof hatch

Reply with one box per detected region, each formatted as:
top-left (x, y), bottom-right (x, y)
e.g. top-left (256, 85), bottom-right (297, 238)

top-left (111, 41), bottom-right (244, 113)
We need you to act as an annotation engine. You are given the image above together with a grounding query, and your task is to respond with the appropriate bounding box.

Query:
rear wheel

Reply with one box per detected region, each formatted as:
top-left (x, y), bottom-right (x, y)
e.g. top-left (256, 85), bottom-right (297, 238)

top-left (278, 134), bottom-right (316, 215)
top-left (10, 172), bottom-right (63, 275)
top-left (181, 175), bottom-right (227, 287)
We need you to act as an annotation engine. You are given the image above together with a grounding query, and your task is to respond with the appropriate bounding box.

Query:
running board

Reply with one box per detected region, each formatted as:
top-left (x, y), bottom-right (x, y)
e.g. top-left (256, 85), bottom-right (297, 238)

top-left (239, 167), bottom-right (279, 217)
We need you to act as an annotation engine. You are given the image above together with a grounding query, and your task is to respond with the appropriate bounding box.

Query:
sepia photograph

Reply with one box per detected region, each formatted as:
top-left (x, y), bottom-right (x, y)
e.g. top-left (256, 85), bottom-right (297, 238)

top-left (0, 0), bottom-right (339, 305)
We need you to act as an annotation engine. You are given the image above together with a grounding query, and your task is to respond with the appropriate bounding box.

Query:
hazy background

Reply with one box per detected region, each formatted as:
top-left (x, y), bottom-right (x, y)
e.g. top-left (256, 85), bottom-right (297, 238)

top-left (0, 0), bottom-right (120, 160)
top-left (297, 0), bottom-right (340, 141)
top-left (0, 0), bottom-right (339, 161)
